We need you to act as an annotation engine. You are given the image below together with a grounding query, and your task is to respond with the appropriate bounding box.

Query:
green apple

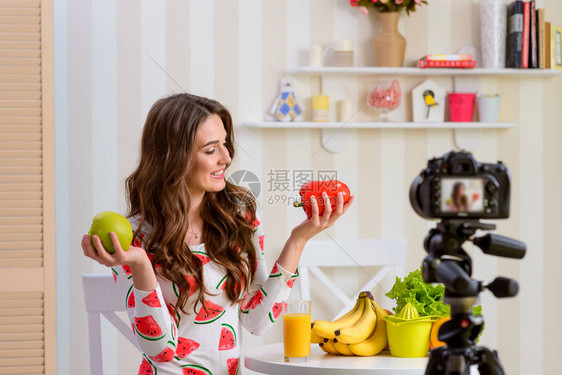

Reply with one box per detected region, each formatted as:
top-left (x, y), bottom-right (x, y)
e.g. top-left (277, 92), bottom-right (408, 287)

top-left (88, 211), bottom-right (133, 254)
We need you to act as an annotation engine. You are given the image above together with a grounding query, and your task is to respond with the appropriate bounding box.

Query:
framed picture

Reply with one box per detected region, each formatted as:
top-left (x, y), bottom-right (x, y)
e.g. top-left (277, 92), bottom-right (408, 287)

top-left (412, 79), bottom-right (446, 123)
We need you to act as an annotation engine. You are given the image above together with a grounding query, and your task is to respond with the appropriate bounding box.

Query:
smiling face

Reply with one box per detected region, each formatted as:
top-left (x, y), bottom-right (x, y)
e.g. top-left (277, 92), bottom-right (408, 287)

top-left (187, 114), bottom-right (232, 197)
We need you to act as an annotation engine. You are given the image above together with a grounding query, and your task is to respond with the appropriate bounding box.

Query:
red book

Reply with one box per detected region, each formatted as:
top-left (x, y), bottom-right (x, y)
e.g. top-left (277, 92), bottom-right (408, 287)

top-left (522, 1), bottom-right (530, 68)
top-left (418, 60), bottom-right (476, 68)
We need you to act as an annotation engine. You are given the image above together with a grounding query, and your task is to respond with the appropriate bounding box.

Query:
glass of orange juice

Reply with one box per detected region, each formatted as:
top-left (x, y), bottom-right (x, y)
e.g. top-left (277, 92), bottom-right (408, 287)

top-left (283, 300), bottom-right (311, 362)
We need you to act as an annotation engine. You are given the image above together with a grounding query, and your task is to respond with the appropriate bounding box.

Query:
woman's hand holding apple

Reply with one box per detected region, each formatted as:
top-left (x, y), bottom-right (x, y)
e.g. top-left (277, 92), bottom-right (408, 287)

top-left (82, 232), bottom-right (158, 291)
top-left (81, 232), bottom-right (150, 270)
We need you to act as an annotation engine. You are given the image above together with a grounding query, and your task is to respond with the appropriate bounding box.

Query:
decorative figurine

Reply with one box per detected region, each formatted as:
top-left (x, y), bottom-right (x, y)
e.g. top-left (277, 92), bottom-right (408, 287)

top-left (266, 76), bottom-right (304, 122)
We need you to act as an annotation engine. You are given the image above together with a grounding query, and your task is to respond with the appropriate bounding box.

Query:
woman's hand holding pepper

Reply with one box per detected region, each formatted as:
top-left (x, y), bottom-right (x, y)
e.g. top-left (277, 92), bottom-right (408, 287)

top-left (290, 191), bottom-right (355, 244)
top-left (276, 191), bottom-right (355, 273)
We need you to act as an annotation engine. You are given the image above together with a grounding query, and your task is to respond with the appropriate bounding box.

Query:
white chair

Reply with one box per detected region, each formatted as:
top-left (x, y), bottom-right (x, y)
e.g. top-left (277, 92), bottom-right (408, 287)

top-left (297, 238), bottom-right (407, 319)
top-left (82, 274), bottom-right (141, 375)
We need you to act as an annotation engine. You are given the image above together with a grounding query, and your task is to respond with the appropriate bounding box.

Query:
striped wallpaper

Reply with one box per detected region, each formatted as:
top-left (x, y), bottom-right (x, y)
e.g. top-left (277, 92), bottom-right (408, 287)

top-left (54, 0), bottom-right (562, 374)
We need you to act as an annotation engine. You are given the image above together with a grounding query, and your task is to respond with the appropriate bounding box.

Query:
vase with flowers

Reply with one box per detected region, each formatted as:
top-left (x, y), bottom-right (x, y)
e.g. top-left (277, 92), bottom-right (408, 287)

top-left (350, 0), bottom-right (427, 67)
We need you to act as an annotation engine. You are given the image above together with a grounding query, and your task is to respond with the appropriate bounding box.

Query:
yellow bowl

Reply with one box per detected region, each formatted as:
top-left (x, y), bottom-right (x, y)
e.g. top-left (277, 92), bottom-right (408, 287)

top-left (386, 320), bottom-right (433, 358)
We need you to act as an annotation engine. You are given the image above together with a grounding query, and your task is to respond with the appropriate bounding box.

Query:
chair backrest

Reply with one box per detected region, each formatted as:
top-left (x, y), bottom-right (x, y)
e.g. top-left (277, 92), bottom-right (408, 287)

top-left (82, 274), bottom-right (141, 375)
top-left (297, 238), bottom-right (407, 319)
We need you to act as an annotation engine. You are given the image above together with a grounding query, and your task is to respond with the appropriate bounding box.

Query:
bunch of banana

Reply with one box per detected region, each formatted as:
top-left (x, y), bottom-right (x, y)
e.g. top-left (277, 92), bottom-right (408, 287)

top-left (348, 297), bottom-right (389, 356)
top-left (311, 291), bottom-right (390, 357)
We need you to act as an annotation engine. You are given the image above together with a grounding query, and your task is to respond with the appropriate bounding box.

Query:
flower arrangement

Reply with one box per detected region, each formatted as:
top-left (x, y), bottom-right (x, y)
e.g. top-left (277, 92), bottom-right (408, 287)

top-left (349, 0), bottom-right (427, 16)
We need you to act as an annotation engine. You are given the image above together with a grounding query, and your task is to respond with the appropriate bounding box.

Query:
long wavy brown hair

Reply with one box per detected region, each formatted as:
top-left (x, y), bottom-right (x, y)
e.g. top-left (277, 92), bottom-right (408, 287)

top-left (125, 93), bottom-right (258, 315)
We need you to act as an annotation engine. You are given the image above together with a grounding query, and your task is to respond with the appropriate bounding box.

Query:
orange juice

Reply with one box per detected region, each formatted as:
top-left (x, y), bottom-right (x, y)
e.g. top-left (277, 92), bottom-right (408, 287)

top-left (283, 313), bottom-right (311, 358)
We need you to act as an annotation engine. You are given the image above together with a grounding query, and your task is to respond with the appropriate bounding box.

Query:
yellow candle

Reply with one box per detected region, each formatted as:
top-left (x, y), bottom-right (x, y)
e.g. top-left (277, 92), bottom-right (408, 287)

top-left (312, 95), bottom-right (329, 122)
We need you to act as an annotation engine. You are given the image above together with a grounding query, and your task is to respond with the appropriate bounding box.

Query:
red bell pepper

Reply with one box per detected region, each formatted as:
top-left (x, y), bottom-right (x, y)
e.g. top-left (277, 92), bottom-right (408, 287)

top-left (293, 180), bottom-right (351, 219)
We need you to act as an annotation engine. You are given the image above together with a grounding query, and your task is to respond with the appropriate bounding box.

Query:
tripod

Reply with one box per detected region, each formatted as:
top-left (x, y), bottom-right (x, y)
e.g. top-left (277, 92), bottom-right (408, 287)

top-left (421, 219), bottom-right (526, 375)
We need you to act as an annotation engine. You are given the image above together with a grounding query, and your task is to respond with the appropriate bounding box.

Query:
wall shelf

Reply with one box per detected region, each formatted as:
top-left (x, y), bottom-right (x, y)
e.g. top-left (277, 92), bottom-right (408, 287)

top-left (253, 66), bottom-right (547, 153)
top-left (242, 122), bottom-right (514, 153)
top-left (242, 121), bottom-right (516, 130)
top-left (289, 66), bottom-right (562, 78)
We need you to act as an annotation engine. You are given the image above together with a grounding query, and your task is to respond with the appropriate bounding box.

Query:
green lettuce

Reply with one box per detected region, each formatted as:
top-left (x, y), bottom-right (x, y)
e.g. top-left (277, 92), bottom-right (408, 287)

top-left (385, 268), bottom-right (483, 319)
top-left (385, 268), bottom-right (449, 317)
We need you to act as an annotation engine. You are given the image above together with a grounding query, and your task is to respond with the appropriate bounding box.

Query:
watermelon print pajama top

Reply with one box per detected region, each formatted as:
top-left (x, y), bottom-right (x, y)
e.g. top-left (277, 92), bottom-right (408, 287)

top-left (111, 213), bottom-right (298, 375)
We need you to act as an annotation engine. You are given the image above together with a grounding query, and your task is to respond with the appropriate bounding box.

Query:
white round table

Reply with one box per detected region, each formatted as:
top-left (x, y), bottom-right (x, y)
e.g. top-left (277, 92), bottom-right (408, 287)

top-left (244, 343), bottom-right (428, 375)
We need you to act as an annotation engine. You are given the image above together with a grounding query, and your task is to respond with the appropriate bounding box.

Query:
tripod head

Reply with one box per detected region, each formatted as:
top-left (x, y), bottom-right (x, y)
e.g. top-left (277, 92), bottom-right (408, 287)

top-left (422, 219), bottom-right (526, 300)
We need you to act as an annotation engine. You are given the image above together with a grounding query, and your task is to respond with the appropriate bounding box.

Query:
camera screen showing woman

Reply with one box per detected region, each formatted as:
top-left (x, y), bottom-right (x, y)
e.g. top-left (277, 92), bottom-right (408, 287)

top-left (441, 178), bottom-right (484, 213)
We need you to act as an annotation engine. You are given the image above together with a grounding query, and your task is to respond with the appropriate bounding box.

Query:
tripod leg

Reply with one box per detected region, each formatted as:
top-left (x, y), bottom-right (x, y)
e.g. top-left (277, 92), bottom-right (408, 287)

top-left (447, 354), bottom-right (470, 375)
top-left (425, 348), bottom-right (444, 375)
top-left (426, 347), bottom-right (474, 375)
top-left (476, 348), bottom-right (505, 375)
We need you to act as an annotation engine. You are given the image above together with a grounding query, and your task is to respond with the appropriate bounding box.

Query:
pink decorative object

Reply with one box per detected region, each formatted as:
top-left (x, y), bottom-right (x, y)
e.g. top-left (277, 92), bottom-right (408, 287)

top-left (368, 80), bottom-right (401, 121)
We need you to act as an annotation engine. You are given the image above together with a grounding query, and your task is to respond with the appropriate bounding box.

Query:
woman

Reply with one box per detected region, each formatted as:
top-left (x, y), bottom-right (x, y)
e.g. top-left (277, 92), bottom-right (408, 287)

top-left (446, 181), bottom-right (479, 213)
top-left (81, 93), bottom-right (354, 375)
top-left (446, 182), bottom-right (467, 212)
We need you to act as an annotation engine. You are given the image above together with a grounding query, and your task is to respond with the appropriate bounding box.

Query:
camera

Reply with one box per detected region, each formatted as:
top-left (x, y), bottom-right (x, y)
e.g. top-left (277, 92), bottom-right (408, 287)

top-left (409, 151), bottom-right (510, 220)
top-left (409, 150), bottom-right (526, 375)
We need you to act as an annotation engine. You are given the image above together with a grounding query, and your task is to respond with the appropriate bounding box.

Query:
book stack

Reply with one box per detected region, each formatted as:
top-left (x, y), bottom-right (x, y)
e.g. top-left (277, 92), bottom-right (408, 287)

top-left (418, 55), bottom-right (477, 69)
top-left (507, 0), bottom-right (562, 70)
top-left (332, 51), bottom-right (354, 67)
top-left (331, 40), bottom-right (354, 68)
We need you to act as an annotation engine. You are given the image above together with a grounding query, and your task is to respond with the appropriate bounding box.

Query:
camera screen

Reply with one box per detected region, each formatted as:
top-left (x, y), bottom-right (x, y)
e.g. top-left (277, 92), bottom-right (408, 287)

top-left (441, 178), bottom-right (484, 213)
